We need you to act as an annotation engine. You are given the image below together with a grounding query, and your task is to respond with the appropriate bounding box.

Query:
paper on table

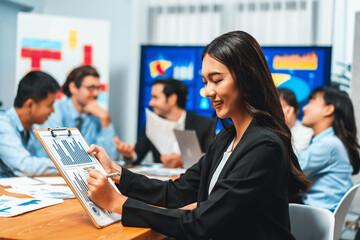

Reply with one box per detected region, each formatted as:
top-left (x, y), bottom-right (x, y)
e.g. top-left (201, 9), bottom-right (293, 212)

top-left (147, 176), bottom-right (171, 181)
top-left (130, 166), bottom-right (186, 176)
top-left (5, 185), bottom-right (75, 199)
top-left (34, 176), bottom-right (66, 185)
top-left (0, 177), bottom-right (42, 187)
top-left (145, 108), bottom-right (180, 155)
top-left (0, 195), bottom-right (63, 217)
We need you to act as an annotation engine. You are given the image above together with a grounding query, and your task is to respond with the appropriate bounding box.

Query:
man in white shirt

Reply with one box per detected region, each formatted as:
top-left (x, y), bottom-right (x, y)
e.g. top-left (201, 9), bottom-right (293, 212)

top-left (113, 79), bottom-right (214, 168)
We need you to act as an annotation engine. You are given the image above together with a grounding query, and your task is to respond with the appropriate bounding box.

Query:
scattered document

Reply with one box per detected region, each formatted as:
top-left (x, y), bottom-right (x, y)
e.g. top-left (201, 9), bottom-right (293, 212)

top-left (147, 176), bottom-right (172, 181)
top-left (0, 195), bottom-right (63, 217)
top-left (0, 177), bottom-right (43, 187)
top-left (130, 166), bottom-right (186, 176)
top-left (145, 108), bottom-right (180, 155)
top-left (5, 185), bottom-right (75, 199)
top-left (34, 176), bottom-right (67, 185)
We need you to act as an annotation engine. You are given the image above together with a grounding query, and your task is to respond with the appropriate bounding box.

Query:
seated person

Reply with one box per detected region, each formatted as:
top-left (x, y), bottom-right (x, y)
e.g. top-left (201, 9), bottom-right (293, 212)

top-left (113, 78), bottom-right (214, 168)
top-left (298, 86), bottom-right (360, 211)
top-left (0, 71), bottom-right (60, 177)
top-left (85, 31), bottom-right (309, 239)
top-left (41, 65), bottom-right (119, 160)
top-left (277, 88), bottom-right (313, 154)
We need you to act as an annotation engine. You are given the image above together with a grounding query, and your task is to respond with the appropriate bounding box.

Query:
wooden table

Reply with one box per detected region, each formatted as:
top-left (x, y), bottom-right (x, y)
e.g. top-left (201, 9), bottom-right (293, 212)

top-left (0, 185), bottom-right (165, 240)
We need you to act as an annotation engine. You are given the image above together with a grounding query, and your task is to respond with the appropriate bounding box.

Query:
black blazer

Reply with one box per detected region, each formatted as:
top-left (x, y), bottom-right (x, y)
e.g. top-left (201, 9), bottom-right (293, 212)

top-left (132, 111), bottom-right (214, 165)
top-left (118, 119), bottom-right (295, 240)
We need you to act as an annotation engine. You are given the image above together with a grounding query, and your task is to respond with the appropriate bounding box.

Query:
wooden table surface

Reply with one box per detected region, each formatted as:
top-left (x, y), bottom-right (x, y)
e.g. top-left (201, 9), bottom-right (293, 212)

top-left (0, 184), bottom-right (165, 240)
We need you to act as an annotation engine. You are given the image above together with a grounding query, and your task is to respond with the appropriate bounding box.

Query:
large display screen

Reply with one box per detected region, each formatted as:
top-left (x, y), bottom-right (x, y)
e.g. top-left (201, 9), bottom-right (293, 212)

top-left (138, 45), bottom-right (332, 135)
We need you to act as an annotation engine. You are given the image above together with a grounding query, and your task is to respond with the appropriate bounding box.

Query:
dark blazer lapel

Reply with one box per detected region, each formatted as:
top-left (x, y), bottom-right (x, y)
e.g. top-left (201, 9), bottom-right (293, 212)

top-left (198, 127), bottom-right (235, 202)
top-left (216, 120), bottom-right (257, 180)
top-left (208, 127), bottom-right (236, 181)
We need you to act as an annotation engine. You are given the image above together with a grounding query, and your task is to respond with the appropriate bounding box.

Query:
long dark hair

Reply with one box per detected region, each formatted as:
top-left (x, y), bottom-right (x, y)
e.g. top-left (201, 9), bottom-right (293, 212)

top-left (201, 31), bottom-right (310, 195)
top-left (310, 87), bottom-right (360, 174)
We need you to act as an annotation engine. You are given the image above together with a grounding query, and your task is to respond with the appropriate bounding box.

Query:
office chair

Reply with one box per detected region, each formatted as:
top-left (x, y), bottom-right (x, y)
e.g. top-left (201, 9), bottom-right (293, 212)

top-left (289, 203), bottom-right (335, 240)
top-left (333, 183), bottom-right (360, 240)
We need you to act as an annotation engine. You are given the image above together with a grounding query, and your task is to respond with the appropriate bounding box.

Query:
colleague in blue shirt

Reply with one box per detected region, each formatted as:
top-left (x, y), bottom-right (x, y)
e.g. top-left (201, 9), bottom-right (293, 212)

top-left (0, 71), bottom-right (60, 177)
top-left (298, 87), bottom-right (360, 211)
top-left (41, 65), bottom-right (119, 160)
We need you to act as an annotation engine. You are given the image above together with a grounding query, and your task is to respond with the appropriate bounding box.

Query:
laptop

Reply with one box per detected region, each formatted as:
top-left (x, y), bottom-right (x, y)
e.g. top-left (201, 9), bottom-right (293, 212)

top-left (174, 129), bottom-right (204, 169)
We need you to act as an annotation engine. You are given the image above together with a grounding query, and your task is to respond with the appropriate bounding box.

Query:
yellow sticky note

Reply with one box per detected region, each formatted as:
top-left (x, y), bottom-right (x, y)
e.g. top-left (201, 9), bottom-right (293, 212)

top-left (68, 30), bottom-right (77, 49)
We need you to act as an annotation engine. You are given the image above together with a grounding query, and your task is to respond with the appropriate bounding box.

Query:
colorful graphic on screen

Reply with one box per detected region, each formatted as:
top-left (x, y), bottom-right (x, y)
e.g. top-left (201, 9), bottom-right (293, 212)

top-left (138, 46), bottom-right (331, 135)
top-left (150, 59), bottom-right (172, 78)
top-left (273, 52), bottom-right (318, 70)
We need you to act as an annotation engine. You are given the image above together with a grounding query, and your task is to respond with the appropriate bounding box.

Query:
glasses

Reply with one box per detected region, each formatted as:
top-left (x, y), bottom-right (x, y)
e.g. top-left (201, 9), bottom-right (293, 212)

top-left (75, 81), bottom-right (102, 92)
top-left (82, 85), bottom-right (101, 92)
top-left (76, 82), bottom-right (101, 92)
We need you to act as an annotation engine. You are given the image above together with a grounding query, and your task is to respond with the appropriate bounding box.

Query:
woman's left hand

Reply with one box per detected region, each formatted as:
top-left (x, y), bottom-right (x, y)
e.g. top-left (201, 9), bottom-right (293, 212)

top-left (86, 168), bottom-right (127, 214)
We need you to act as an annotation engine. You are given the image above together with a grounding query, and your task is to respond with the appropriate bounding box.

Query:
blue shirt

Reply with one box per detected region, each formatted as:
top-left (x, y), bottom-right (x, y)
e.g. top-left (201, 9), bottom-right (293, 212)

top-left (297, 127), bottom-right (353, 211)
top-left (40, 98), bottom-right (119, 160)
top-left (0, 107), bottom-right (58, 177)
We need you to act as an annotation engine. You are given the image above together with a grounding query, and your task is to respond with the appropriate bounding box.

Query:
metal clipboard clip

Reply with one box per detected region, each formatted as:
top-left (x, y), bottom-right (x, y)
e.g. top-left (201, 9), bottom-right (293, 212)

top-left (48, 127), bottom-right (72, 137)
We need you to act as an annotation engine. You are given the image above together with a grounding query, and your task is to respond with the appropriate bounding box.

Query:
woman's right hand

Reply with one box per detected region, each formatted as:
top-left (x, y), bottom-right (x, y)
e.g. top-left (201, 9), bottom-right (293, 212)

top-left (87, 144), bottom-right (114, 174)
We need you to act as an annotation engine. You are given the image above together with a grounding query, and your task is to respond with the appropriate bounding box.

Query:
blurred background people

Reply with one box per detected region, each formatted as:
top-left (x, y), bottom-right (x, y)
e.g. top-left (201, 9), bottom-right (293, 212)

top-left (298, 86), bottom-right (360, 211)
top-left (0, 71), bottom-right (59, 177)
top-left (113, 78), bottom-right (214, 168)
top-left (277, 88), bottom-right (313, 154)
top-left (41, 65), bottom-right (119, 160)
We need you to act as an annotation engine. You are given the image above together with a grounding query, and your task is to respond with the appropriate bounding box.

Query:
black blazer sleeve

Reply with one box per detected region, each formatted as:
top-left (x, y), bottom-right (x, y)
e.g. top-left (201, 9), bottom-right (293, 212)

top-left (118, 125), bottom-right (294, 240)
top-left (118, 157), bottom-right (203, 208)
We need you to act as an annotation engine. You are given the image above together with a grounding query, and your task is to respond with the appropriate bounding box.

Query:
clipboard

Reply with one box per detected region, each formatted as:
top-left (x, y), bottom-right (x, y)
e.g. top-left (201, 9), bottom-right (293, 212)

top-left (33, 127), bottom-right (122, 228)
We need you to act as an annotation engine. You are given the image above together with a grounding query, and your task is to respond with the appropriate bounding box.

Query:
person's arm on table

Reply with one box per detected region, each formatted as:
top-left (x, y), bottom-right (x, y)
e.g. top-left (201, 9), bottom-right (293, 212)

top-left (0, 121), bottom-right (58, 176)
top-left (160, 153), bottom-right (184, 168)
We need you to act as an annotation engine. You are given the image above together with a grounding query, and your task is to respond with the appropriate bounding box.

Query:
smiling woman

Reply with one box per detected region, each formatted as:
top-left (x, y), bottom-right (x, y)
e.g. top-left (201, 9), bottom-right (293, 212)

top-left (85, 31), bottom-right (310, 240)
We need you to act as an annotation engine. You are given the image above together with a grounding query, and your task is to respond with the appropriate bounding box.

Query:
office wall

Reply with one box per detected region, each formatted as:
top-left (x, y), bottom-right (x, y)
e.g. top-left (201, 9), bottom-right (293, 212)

top-left (0, 1), bottom-right (31, 111)
top-left (33, 0), bottom-right (137, 143)
top-left (0, 0), bottom-right (138, 143)
top-left (350, 12), bottom-right (360, 213)
top-left (2, 0), bottom-right (360, 146)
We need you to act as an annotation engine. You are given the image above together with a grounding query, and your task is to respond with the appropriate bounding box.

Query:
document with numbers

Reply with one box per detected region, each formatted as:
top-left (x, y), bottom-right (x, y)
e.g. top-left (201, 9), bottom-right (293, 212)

top-left (33, 128), bottom-right (121, 228)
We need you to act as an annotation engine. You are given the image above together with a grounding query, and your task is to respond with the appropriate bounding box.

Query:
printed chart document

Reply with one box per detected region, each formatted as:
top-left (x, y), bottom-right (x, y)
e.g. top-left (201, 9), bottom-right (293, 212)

top-left (33, 128), bottom-right (121, 228)
top-left (0, 177), bottom-right (43, 187)
top-left (5, 185), bottom-right (75, 199)
top-left (0, 195), bottom-right (63, 217)
top-left (34, 176), bottom-right (67, 185)
top-left (145, 108), bottom-right (180, 154)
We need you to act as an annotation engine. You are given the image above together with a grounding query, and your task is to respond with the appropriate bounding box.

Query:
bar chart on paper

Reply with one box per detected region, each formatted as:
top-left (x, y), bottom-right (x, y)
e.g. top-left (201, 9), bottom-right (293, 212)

top-left (44, 134), bottom-right (95, 166)
top-left (34, 129), bottom-right (122, 228)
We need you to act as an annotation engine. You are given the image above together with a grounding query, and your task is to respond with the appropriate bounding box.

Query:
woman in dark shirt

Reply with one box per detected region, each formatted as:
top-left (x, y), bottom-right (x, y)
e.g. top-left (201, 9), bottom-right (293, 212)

top-left (86, 31), bottom-right (309, 240)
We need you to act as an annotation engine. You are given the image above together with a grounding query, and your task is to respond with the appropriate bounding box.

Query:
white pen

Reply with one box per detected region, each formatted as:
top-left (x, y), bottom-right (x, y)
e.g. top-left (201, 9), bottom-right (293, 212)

top-left (105, 172), bottom-right (122, 178)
